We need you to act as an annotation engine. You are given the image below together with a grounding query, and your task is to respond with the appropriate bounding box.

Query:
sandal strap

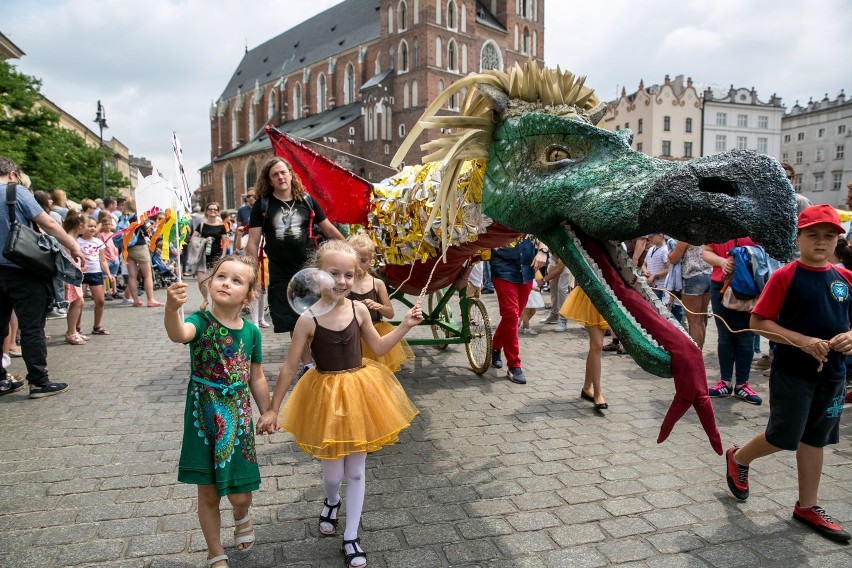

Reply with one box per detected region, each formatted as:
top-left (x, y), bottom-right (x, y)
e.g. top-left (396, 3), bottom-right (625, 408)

top-left (342, 537), bottom-right (366, 566)
top-left (234, 507), bottom-right (251, 526)
top-left (320, 498), bottom-right (341, 524)
top-left (207, 554), bottom-right (229, 567)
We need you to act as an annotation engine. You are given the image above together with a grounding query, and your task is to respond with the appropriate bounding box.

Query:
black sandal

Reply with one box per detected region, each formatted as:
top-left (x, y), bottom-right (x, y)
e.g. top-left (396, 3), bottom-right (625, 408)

top-left (342, 537), bottom-right (367, 567)
top-left (319, 498), bottom-right (341, 536)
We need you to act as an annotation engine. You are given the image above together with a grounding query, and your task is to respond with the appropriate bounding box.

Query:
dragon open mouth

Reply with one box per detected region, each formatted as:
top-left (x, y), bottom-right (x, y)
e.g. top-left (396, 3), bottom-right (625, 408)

top-left (541, 223), bottom-right (723, 454)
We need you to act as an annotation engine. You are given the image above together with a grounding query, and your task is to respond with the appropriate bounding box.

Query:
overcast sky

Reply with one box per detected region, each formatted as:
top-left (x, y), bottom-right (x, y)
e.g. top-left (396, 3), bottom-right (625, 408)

top-left (5, 0), bottom-right (851, 193)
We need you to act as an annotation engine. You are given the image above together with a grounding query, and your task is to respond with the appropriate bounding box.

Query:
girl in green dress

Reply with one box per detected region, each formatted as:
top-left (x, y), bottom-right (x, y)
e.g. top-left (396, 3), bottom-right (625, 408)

top-left (165, 255), bottom-right (271, 568)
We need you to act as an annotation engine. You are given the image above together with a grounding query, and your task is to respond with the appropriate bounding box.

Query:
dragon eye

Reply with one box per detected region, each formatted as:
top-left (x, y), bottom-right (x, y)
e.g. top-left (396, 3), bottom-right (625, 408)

top-left (545, 145), bottom-right (585, 163)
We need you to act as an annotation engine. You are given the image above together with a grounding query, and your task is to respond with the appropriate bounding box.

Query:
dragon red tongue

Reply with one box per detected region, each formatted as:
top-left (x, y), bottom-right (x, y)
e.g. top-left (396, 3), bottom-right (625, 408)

top-left (577, 233), bottom-right (723, 455)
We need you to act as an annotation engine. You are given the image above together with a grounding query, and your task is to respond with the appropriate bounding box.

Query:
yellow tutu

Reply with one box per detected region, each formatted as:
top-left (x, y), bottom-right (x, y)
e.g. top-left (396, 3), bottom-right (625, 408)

top-left (560, 287), bottom-right (609, 329)
top-left (361, 321), bottom-right (415, 372)
top-left (279, 358), bottom-right (419, 459)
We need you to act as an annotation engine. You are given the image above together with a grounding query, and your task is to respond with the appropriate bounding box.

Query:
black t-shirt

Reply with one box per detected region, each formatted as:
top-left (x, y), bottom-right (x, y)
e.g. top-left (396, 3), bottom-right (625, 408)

top-left (248, 195), bottom-right (327, 279)
top-left (195, 223), bottom-right (226, 261)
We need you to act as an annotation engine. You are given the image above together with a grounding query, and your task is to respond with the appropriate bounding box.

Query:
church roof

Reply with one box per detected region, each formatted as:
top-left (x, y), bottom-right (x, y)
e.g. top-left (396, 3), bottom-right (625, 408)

top-left (219, 0), bottom-right (381, 100)
top-left (214, 102), bottom-right (363, 161)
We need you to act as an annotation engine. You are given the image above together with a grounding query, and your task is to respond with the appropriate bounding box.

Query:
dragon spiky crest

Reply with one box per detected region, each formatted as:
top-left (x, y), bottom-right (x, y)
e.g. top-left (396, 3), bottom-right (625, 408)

top-left (391, 61), bottom-right (605, 254)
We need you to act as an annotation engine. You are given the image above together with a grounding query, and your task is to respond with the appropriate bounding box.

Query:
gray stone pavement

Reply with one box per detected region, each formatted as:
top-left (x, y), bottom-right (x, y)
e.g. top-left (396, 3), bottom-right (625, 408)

top-left (1, 283), bottom-right (851, 568)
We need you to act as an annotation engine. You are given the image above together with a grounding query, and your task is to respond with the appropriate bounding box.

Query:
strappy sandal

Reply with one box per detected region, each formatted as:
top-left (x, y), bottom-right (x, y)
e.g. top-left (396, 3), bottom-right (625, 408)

top-left (233, 509), bottom-right (255, 552)
top-left (64, 333), bottom-right (86, 346)
top-left (342, 537), bottom-right (367, 568)
top-left (207, 554), bottom-right (229, 567)
top-left (319, 498), bottom-right (341, 536)
top-left (91, 327), bottom-right (110, 335)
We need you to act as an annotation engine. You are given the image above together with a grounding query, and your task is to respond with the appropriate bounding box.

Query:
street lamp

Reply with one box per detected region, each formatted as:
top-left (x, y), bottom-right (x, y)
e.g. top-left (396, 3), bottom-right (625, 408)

top-left (94, 100), bottom-right (108, 198)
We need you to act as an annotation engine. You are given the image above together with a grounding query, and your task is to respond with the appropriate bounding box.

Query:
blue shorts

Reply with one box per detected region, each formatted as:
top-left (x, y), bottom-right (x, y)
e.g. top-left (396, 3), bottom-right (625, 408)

top-left (107, 260), bottom-right (120, 277)
top-left (82, 272), bottom-right (105, 286)
top-left (765, 368), bottom-right (845, 450)
top-left (682, 274), bottom-right (710, 296)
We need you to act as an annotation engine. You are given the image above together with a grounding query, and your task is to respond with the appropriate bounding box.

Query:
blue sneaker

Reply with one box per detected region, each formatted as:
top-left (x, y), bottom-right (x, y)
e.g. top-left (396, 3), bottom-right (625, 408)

top-left (507, 367), bottom-right (526, 384)
top-left (491, 350), bottom-right (503, 369)
top-left (709, 380), bottom-right (733, 397)
top-left (734, 383), bottom-right (762, 405)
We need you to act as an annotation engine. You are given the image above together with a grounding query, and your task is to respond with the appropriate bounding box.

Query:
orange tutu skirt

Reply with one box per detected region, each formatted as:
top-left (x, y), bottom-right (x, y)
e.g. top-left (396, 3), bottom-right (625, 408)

top-left (560, 287), bottom-right (609, 329)
top-left (279, 358), bottom-right (419, 459)
top-left (361, 321), bottom-right (415, 372)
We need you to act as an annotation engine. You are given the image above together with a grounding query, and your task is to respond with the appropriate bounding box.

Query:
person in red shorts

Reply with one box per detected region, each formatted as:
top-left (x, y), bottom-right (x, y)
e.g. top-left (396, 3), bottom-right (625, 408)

top-left (725, 204), bottom-right (851, 542)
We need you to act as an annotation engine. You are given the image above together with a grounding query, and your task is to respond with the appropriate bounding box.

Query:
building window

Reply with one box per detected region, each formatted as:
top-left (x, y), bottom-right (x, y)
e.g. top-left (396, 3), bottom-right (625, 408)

top-left (447, 39), bottom-right (457, 71)
top-left (398, 41), bottom-right (409, 72)
top-left (816, 147), bottom-right (825, 162)
top-left (637, 142), bottom-right (643, 153)
top-left (784, 134), bottom-right (791, 143)
top-left (833, 172), bottom-right (843, 191)
top-left (223, 165), bottom-right (235, 209)
top-left (758, 115), bottom-right (768, 129)
top-left (398, 1), bottom-right (407, 31)
top-left (522, 27), bottom-right (531, 54)
top-left (402, 81), bottom-right (409, 108)
top-left (663, 116), bottom-right (670, 131)
top-left (317, 73), bottom-right (327, 112)
top-left (782, 152), bottom-right (788, 162)
top-left (716, 112), bottom-right (727, 126)
top-left (797, 132), bottom-right (804, 141)
top-left (435, 36), bottom-right (442, 67)
top-left (839, 124), bottom-right (847, 135)
top-left (267, 89), bottom-right (277, 120)
top-left (757, 137), bottom-right (768, 153)
top-left (411, 80), bottom-right (418, 106)
top-left (684, 141), bottom-right (693, 158)
top-left (637, 118), bottom-right (643, 134)
top-left (388, 5), bottom-right (394, 33)
top-left (447, 0), bottom-right (457, 29)
top-left (836, 145), bottom-right (845, 160)
top-left (737, 114), bottom-right (748, 128)
top-left (293, 83), bottom-right (302, 119)
top-left (480, 41), bottom-right (502, 71)
top-left (795, 150), bottom-right (802, 164)
top-left (412, 39), bottom-right (419, 68)
top-left (818, 127), bottom-right (826, 138)
top-left (715, 135), bottom-right (727, 152)
top-left (813, 172), bottom-right (824, 192)
top-left (737, 136), bottom-right (747, 150)
top-left (685, 118), bottom-right (692, 133)
top-left (245, 159), bottom-right (257, 190)
top-left (389, 47), bottom-right (395, 69)
top-left (794, 175), bottom-right (802, 191)
top-left (448, 92), bottom-right (458, 111)
top-left (344, 64), bottom-right (356, 104)
top-left (662, 140), bottom-right (671, 156)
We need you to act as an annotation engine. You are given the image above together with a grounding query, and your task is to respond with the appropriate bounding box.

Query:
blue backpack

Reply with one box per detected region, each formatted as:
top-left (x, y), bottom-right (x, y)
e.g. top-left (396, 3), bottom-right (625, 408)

top-left (728, 245), bottom-right (781, 300)
top-left (113, 213), bottom-right (138, 251)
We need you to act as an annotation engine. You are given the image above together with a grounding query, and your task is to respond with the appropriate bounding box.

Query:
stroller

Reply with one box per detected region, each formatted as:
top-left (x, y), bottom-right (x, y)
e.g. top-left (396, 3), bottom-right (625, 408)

top-left (151, 249), bottom-right (179, 289)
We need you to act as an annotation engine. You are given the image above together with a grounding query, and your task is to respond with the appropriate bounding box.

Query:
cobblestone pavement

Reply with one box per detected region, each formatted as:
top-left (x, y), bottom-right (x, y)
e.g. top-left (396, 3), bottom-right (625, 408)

top-left (1, 284), bottom-right (850, 568)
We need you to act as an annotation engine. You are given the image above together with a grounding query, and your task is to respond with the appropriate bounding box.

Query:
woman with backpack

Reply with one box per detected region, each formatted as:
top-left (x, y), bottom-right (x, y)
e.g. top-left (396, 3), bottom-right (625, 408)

top-left (117, 198), bottom-right (163, 307)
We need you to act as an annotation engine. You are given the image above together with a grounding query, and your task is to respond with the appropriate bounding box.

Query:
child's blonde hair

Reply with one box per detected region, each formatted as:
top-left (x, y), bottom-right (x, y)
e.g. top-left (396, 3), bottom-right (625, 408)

top-left (347, 231), bottom-right (375, 254)
top-left (199, 255), bottom-right (260, 311)
top-left (312, 239), bottom-right (358, 270)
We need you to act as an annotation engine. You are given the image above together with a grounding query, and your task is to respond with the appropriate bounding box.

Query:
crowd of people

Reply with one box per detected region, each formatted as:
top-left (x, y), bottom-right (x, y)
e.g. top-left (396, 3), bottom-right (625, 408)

top-left (3, 153), bottom-right (852, 568)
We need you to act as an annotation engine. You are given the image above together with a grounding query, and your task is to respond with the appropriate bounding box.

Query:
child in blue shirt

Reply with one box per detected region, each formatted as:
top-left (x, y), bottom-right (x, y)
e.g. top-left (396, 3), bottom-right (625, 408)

top-left (725, 204), bottom-right (852, 542)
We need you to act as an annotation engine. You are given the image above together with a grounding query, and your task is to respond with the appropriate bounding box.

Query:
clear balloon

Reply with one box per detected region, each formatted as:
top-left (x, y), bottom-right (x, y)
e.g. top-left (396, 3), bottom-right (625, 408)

top-left (287, 268), bottom-right (336, 317)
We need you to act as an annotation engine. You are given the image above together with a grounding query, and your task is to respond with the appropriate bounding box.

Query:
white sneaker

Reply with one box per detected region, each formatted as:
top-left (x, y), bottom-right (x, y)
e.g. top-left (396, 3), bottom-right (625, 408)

top-left (554, 323), bottom-right (567, 332)
top-left (1, 353), bottom-right (9, 369)
top-left (520, 327), bottom-right (538, 335)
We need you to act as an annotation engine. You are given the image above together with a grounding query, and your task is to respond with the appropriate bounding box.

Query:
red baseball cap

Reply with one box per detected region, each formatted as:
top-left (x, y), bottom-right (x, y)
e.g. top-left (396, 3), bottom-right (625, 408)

top-left (797, 204), bottom-right (844, 234)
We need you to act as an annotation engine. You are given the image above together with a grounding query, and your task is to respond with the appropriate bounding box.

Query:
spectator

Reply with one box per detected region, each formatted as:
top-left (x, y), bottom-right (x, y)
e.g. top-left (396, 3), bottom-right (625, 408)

top-left (0, 157), bottom-right (85, 398)
top-left (489, 237), bottom-right (547, 384)
top-left (540, 254), bottom-right (572, 332)
top-left (668, 242), bottom-right (711, 349)
top-left (237, 189), bottom-right (255, 228)
top-left (51, 188), bottom-right (70, 220)
top-left (192, 202), bottom-right (227, 305)
top-left (120, 198), bottom-right (163, 308)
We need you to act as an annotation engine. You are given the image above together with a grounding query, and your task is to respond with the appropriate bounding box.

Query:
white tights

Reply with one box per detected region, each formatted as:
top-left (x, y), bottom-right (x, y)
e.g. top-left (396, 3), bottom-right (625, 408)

top-left (322, 452), bottom-right (367, 540)
top-left (249, 290), bottom-right (266, 325)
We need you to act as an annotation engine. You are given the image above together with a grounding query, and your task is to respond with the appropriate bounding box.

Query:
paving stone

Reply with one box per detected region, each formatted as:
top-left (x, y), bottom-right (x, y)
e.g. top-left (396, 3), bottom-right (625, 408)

top-left (444, 538), bottom-right (501, 563)
top-left (383, 547), bottom-right (443, 568)
top-left (126, 533), bottom-right (187, 557)
top-left (56, 539), bottom-right (125, 565)
top-left (543, 546), bottom-right (608, 568)
top-left (402, 522), bottom-right (460, 546)
top-left (549, 523), bottom-right (606, 547)
top-left (697, 542), bottom-right (760, 567)
top-left (494, 531), bottom-right (555, 555)
top-left (647, 530), bottom-right (706, 554)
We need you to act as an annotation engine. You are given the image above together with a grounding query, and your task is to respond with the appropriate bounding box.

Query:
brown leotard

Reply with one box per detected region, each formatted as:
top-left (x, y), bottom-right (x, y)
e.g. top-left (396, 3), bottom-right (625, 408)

top-left (311, 300), bottom-right (363, 372)
top-left (349, 277), bottom-right (381, 323)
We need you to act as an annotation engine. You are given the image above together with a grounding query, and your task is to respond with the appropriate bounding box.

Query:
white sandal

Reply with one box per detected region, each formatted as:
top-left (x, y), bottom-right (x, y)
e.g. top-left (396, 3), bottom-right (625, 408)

top-left (208, 554), bottom-right (229, 567)
top-left (233, 510), bottom-right (255, 552)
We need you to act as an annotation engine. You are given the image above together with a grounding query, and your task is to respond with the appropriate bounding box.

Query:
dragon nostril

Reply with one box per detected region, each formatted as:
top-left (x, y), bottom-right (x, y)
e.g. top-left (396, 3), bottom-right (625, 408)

top-left (698, 177), bottom-right (737, 197)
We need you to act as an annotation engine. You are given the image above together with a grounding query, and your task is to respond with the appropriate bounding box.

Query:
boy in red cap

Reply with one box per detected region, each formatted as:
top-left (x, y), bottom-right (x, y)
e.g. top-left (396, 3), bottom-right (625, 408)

top-left (724, 204), bottom-right (852, 542)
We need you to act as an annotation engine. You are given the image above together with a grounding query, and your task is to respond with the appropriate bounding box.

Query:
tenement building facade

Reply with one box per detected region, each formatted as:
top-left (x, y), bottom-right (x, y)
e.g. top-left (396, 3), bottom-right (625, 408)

top-left (200, 0), bottom-right (544, 209)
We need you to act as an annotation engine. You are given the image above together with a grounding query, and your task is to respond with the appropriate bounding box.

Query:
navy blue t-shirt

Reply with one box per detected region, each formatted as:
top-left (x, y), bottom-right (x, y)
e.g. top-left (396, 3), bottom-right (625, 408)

top-left (752, 260), bottom-right (852, 381)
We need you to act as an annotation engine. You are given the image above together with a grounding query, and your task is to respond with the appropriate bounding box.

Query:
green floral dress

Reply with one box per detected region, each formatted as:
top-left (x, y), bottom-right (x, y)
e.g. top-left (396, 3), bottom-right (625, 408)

top-left (177, 311), bottom-right (263, 496)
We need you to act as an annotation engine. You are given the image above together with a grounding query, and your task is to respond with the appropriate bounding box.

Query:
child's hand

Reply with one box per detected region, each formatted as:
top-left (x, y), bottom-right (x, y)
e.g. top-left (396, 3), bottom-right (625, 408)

top-left (800, 336), bottom-right (831, 363)
top-left (403, 304), bottom-right (423, 328)
top-left (256, 410), bottom-right (279, 434)
top-left (361, 299), bottom-right (379, 311)
top-left (829, 331), bottom-right (852, 355)
top-left (166, 282), bottom-right (189, 310)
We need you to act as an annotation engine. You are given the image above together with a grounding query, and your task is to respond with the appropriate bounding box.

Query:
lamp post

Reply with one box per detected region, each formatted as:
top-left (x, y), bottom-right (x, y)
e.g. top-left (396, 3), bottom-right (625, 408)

top-left (94, 100), bottom-right (108, 199)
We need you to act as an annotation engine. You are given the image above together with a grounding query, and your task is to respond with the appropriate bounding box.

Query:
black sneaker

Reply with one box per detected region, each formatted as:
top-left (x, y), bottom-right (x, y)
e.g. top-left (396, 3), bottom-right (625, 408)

top-left (0, 377), bottom-right (24, 396)
top-left (29, 381), bottom-right (68, 399)
top-left (507, 367), bottom-right (526, 384)
top-left (491, 350), bottom-right (503, 369)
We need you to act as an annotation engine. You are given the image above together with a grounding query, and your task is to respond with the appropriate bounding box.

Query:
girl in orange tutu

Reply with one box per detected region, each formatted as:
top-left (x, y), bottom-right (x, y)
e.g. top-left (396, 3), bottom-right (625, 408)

top-left (348, 232), bottom-right (414, 371)
top-left (258, 240), bottom-right (422, 568)
top-left (560, 286), bottom-right (609, 411)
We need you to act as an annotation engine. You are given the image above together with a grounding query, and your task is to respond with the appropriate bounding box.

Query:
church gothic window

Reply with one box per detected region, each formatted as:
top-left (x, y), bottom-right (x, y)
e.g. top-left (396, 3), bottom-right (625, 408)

top-left (344, 64), bottom-right (356, 104)
top-left (293, 83), bottom-right (302, 120)
top-left (480, 41), bottom-right (502, 71)
top-left (413, 39), bottom-right (419, 68)
top-left (411, 80), bottom-right (418, 107)
top-left (398, 1), bottom-right (407, 30)
top-left (223, 165), bottom-right (235, 209)
top-left (447, 0), bottom-right (457, 29)
top-left (317, 73), bottom-right (327, 112)
top-left (435, 36), bottom-right (442, 67)
top-left (245, 159), bottom-right (257, 190)
top-left (398, 41), bottom-right (409, 72)
top-left (447, 39), bottom-right (457, 71)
